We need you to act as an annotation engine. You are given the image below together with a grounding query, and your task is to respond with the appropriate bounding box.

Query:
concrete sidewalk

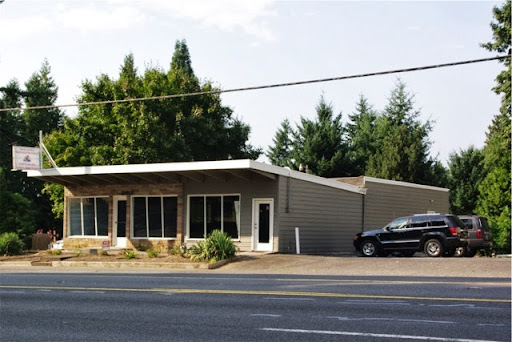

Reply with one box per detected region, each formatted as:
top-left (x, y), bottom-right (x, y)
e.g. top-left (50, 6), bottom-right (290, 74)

top-left (1, 252), bottom-right (510, 278)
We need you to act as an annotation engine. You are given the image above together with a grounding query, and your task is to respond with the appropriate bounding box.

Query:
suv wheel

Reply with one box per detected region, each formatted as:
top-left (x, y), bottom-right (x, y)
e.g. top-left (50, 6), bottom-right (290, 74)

top-left (361, 240), bottom-right (378, 257)
top-left (424, 239), bottom-right (444, 257)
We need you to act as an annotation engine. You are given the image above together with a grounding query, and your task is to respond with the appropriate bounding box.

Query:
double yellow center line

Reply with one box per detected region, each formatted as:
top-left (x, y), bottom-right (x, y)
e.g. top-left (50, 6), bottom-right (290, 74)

top-left (1, 285), bottom-right (510, 303)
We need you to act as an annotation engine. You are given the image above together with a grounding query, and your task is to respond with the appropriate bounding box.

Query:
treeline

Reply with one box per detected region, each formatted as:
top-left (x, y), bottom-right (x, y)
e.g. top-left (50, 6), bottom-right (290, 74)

top-left (266, 83), bottom-right (447, 187)
top-left (0, 2), bottom-right (509, 252)
top-left (0, 61), bottom-right (64, 244)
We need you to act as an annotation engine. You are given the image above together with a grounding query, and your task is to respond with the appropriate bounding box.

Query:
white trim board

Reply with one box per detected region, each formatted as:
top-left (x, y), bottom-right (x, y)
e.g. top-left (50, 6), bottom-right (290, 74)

top-left (363, 176), bottom-right (449, 192)
top-left (26, 159), bottom-right (366, 195)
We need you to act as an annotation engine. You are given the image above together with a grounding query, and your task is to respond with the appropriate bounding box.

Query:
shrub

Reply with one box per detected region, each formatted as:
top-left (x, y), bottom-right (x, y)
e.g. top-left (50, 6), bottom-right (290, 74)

top-left (74, 250), bottom-right (82, 257)
top-left (169, 244), bottom-right (186, 257)
top-left (188, 230), bottom-right (236, 262)
top-left (0, 232), bottom-right (25, 256)
top-left (147, 248), bottom-right (159, 258)
top-left (47, 249), bottom-right (62, 255)
top-left (123, 250), bottom-right (137, 259)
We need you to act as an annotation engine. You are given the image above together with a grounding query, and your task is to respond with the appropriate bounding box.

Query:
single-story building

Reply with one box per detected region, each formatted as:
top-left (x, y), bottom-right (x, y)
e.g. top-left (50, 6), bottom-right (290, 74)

top-left (25, 159), bottom-right (449, 254)
top-left (334, 176), bottom-right (450, 231)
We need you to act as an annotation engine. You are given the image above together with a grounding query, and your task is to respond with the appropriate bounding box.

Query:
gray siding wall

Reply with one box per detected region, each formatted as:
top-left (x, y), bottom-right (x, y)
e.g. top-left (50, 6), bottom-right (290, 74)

top-left (183, 178), bottom-right (278, 251)
top-left (277, 176), bottom-right (364, 254)
top-left (364, 181), bottom-right (450, 230)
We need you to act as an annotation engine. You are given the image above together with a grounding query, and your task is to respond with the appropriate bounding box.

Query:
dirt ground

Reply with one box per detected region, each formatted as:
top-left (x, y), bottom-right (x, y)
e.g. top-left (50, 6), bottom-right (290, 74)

top-left (1, 251), bottom-right (510, 278)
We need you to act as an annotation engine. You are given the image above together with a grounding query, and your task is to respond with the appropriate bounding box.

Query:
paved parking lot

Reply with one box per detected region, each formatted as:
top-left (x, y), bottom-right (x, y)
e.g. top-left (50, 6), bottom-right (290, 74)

top-left (217, 253), bottom-right (512, 278)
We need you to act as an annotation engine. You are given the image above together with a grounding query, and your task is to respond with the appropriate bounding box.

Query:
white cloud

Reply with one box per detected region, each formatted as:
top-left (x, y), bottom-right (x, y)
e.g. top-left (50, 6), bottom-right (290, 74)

top-left (0, 0), bottom-right (277, 43)
top-left (141, 0), bottom-right (278, 42)
top-left (0, 16), bottom-right (52, 43)
top-left (56, 5), bottom-right (147, 32)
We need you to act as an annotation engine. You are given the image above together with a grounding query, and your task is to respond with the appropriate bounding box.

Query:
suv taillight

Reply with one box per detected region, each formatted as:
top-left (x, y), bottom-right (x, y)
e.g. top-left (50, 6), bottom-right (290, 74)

top-left (449, 227), bottom-right (460, 236)
top-left (476, 229), bottom-right (482, 239)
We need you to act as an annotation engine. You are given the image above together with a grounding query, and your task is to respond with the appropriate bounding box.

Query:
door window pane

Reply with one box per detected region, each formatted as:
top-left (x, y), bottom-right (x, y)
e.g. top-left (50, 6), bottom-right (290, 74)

top-left (206, 196), bottom-right (221, 236)
top-left (258, 203), bottom-right (270, 243)
top-left (163, 197), bottom-right (177, 238)
top-left (387, 217), bottom-right (408, 230)
top-left (223, 196), bottom-right (240, 239)
top-left (189, 197), bottom-right (205, 238)
top-left (117, 200), bottom-right (127, 237)
top-left (410, 216), bottom-right (427, 228)
top-left (69, 198), bottom-right (82, 236)
top-left (133, 197), bottom-right (147, 238)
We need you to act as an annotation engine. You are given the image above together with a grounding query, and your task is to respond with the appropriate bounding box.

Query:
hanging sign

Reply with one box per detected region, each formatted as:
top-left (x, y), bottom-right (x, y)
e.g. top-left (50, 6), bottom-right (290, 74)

top-left (12, 146), bottom-right (41, 170)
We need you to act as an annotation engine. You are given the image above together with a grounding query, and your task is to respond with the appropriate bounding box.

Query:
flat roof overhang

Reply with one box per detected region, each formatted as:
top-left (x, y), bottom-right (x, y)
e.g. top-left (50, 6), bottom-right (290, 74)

top-left (25, 159), bottom-right (366, 194)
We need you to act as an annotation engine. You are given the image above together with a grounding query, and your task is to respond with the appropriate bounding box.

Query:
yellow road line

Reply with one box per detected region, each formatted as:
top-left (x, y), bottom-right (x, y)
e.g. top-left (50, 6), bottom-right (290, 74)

top-left (87, 274), bottom-right (511, 287)
top-left (1, 285), bottom-right (510, 303)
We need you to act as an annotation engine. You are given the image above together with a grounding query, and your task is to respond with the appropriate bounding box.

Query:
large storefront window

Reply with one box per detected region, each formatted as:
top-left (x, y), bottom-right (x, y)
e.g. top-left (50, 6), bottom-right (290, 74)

top-left (132, 196), bottom-right (177, 238)
top-left (188, 195), bottom-right (240, 239)
top-left (69, 197), bottom-right (109, 236)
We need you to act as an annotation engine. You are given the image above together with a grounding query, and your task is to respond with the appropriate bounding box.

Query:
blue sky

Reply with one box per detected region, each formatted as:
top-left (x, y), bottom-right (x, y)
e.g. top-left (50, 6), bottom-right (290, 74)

top-left (0, 0), bottom-right (503, 166)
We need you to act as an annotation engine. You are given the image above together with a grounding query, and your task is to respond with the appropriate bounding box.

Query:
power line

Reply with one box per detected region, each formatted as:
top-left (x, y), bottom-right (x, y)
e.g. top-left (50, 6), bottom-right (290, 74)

top-left (0, 55), bottom-right (509, 113)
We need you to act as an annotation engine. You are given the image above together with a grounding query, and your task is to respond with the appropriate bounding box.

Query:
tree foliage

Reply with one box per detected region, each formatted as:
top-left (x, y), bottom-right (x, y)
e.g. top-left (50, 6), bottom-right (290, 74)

top-left (366, 80), bottom-right (442, 186)
top-left (346, 95), bottom-right (378, 176)
top-left (45, 40), bottom-right (260, 169)
top-left (476, 0), bottom-right (511, 252)
top-left (0, 61), bottom-right (63, 239)
top-left (266, 119), bottom-right (294, 168)
top-left (267, 96), bottom-right (351, 178)
top-left (448, 147), bottom-right (485, 215)
top-left (268, 82), bottom-right (447, 185)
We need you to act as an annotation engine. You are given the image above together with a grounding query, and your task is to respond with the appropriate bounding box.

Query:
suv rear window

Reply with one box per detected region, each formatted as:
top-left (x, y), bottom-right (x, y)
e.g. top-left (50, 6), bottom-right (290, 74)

top-left (461, 218), bottom-right (474, 229)
top-left (429, 215), bottom-right (446, 227)
top-left (446, 215), bottom-right (466, 228)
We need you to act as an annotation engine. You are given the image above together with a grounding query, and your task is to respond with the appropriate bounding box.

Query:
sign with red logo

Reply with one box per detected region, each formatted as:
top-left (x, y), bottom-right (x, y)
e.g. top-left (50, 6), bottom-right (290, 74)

top-left (102, 240), bottom-right (110, 251)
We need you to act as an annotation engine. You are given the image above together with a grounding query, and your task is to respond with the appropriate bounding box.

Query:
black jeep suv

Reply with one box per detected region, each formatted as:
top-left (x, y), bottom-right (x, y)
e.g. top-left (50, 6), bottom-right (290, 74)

top-left (354, 214), bottom-right (467, 257)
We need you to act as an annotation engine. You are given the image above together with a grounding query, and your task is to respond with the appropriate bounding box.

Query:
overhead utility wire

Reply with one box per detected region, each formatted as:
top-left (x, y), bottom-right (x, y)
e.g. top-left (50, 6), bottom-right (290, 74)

top-left (0, 55), bottom-right (509, 113)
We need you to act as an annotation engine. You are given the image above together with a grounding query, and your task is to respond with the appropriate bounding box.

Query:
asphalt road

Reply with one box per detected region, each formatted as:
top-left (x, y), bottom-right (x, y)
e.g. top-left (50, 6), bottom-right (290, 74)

top-left (1, 273), bottom-right (510, 341)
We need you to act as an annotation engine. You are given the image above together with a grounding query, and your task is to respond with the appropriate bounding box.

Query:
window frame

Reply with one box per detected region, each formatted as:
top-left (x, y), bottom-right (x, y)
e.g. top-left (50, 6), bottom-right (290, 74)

top-left (130, 195), bottom-right (178, 240)
top-left (186, 194), bottom-right (241, 241)
top-left (68, 196), bottom-right (109, 238)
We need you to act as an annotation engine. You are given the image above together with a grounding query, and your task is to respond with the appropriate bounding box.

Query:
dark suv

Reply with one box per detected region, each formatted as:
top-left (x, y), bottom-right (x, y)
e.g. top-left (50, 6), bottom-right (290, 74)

top-left (354, 214), bottom-right (467, 257)
top-left (455, 215), bottom-right (493, 257)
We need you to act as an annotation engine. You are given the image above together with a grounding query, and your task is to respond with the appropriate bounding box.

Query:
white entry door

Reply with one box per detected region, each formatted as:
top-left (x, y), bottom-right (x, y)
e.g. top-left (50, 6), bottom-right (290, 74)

top-left (113, 196), bottom-right (127, 248)
top-left (252, 199), bottom-right (274, 251)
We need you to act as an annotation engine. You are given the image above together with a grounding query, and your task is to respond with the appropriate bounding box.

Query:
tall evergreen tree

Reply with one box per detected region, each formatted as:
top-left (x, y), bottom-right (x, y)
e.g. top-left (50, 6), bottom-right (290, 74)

top-left (0, 80), bottom-right (23, 176)
top-left (476, 0), bottom-right (511, 252)
top-left (266, 119), bottom-right (294, 168)
top-left (448, 147), bottom-right (485, 214)
top-left (366, 80), bottom-right (441, 185)
top-left (346, 95), bottom-right (378, 175)
top-left (21, 60), bottom-right (64, 145)
top-left (292, 96), bottom-right (349, 177)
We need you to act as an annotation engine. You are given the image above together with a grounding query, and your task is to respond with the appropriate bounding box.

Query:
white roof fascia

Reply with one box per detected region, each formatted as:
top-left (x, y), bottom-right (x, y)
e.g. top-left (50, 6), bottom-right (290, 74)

top-left (363, 176), bottom-right (449, 193)
top-left (249, 160), bottom-right (366, 194)
top-left (25, 159), bottom-right (366, 195)
top-left (25, 159), bottom-right (254, 178)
